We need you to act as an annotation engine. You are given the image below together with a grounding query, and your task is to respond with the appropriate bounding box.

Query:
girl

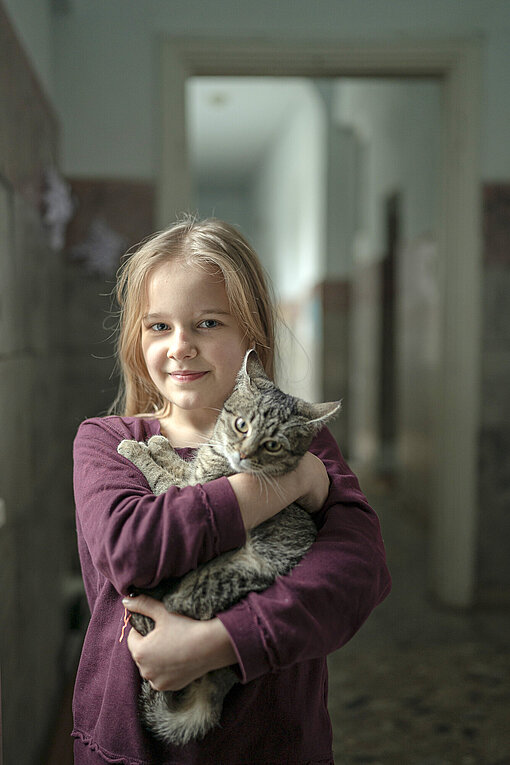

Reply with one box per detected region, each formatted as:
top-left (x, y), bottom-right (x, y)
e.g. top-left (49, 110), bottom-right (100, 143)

top-left (72, 217), bottom-right (391, 765)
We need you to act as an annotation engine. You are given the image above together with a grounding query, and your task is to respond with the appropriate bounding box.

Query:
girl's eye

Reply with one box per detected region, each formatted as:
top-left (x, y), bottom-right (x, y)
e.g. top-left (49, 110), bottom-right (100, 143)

top-left (151, 323), bottom-right (169, 332)
top-left (234, 417), bottom-right (249, 434)
top-left (264, 440), bottom-right (282, 453)
top-left (199, 319), bottom-right (220, 329)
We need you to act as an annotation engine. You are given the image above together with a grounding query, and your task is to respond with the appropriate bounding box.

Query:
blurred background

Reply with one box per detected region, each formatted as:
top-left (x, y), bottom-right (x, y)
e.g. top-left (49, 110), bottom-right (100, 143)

top-left (0, 1), bottom-right (509, 763)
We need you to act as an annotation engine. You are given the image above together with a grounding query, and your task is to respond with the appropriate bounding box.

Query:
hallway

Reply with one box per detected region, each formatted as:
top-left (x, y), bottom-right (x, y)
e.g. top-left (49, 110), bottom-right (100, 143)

top-left (328, 479), bottom-right (510, 764)
top-left (2, 3), bottom-right (510, 764)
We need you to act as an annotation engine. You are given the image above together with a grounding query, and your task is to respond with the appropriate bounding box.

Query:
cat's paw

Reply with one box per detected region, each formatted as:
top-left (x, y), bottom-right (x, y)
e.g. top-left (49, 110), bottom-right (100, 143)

top-left (147, 435), bottom-right (173, 456)
top-left (147, 435), bottom-right (181, 470)
top-left (117, 439), bottom-right (149, 461)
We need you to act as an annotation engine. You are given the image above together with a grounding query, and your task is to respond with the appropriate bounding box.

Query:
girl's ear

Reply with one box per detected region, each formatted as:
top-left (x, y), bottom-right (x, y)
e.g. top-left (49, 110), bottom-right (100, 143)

top-left (298, 399), bottom-right (342, 429)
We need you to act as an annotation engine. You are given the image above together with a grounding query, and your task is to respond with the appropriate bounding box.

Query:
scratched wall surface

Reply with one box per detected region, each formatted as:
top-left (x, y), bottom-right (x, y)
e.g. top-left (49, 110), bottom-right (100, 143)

top-left (0, 6), bottom-right (69, 765)
top-left (0, 15), bottom-right (155, 753)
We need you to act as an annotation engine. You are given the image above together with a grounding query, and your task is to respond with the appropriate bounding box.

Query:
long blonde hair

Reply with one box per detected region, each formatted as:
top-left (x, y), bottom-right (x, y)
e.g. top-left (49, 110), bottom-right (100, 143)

top-left (110, 216), bottom-right (277, 417)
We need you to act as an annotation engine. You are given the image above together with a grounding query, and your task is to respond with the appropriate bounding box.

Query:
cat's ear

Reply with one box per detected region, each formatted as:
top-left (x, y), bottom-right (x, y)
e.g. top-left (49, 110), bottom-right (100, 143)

top-left (298, 399), bottom-right (342, 429)
top-left (241, 348), bottom-right (268, 383)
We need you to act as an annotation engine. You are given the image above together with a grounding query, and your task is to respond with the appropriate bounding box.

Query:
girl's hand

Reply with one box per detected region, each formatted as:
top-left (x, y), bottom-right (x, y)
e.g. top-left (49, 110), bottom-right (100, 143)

top-left (294, 451), bottom-right (330, 514)
top-left (123, 595), bottom-right (237, 691)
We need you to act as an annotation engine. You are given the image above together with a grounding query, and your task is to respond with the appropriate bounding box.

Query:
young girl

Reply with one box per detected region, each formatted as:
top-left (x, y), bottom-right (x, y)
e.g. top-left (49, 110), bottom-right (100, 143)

top-left (72, 217), bottom-right (391, 765)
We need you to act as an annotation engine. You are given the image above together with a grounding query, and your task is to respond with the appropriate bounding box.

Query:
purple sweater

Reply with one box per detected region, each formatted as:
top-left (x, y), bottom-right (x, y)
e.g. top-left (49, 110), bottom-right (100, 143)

top-left (72, 416), bottom-right (391, 765)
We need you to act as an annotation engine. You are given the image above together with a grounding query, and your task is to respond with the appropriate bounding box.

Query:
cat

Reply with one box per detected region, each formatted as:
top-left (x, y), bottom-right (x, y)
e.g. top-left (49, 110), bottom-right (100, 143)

top-left (117, 349), bottom-right (340, 746)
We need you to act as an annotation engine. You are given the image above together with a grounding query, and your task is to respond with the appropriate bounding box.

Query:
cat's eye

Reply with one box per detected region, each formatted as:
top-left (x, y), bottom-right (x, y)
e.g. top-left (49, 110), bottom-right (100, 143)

top-left (234, 417), bottom-right (249, 434)
top-left (263, 440), bottom-right (282, 453)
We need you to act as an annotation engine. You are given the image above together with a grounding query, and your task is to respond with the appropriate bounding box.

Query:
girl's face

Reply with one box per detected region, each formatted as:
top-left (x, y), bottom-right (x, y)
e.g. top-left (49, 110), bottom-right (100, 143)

top-left (141, 258), bottom-right (249, 431)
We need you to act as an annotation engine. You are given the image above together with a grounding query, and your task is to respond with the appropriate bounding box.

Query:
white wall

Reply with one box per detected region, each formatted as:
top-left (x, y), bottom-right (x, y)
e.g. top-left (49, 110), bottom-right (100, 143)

top-left (41, 0), bottom-right (510, 181)
top-left (335, 80), bottom-right (441, 260)
top-left (195, 185), bottom-right (255, 243)
top-left (3, 0), bottom-right (510, 179)
top-left (336, 79), bottom-right (442, 515)
top-left (250, 82), bottom-right (326, 400)
top-left (251, 82), bottom-right (326, 298)
top-left (2, 0), bottom-right (54, 101)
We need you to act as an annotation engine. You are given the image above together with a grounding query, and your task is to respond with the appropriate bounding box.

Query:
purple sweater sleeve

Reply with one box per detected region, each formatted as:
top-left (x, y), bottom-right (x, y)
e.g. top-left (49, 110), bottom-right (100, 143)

top-left (73, 416), bottom-right (246, 597)
top-left (217, 427), bottom-right (392, 683)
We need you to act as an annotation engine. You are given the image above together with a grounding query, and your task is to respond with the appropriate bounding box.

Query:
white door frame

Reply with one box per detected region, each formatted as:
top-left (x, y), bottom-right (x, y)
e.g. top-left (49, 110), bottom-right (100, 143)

top-left (159, 38), bottom-right (482, 608)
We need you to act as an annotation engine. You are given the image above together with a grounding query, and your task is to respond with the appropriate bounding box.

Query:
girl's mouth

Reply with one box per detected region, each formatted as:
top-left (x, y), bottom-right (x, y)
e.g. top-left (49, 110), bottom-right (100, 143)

top-left (169, 371), bottom-right (208, 383)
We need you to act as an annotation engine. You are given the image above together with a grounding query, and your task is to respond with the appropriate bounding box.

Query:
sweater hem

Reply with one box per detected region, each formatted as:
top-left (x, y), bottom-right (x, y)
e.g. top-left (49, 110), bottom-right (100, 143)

top-left (72, 728), bottom-right (334, 765)
top-left (72, 729), bottom-right (149, 765)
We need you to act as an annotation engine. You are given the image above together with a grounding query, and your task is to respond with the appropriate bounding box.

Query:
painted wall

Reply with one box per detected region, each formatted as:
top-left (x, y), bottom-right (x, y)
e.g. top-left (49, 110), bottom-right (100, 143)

top-left (249, 82), bottom-right (326, 401)
top-left (251, 82), bottom-right (326, 298)
top-left (3, 1), bottom-right (510, 181)
top-left (41, 0), bottom-right (510, 182)
top-left (334, 80), bottom-right (441, 257)
top-left (195, 185), bottom-right (255, 244)
top-left (0, 7), bottom-right (67, 764)
top-left (335, 79), bottom-right (442, 517)
top-left (1, 0), bottom-right (54, 100)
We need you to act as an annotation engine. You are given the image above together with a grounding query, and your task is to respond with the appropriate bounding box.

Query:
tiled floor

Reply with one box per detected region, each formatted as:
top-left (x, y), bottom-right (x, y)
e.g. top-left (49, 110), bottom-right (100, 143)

top-left (44, 480), bottom-right (510, 764)
top-left (328, 479), bottom-right (510, 765)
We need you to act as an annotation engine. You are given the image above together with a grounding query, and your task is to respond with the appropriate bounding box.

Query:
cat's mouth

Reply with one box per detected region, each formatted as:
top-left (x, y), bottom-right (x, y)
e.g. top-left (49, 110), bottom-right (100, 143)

top-left (227, 452), bottom-right (253, 473)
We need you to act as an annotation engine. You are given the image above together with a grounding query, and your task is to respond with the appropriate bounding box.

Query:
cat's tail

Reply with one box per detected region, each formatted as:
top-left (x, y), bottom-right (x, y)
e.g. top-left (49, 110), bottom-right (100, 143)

top-left (141, 668), bottom-right (237, 746)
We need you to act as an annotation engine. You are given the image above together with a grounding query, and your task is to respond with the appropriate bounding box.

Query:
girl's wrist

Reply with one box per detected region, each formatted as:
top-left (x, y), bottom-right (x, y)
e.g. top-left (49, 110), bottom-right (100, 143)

top-left (227, 472), bottom-right (297, 529)
top-left (198, 618), bottom-right (237, 674)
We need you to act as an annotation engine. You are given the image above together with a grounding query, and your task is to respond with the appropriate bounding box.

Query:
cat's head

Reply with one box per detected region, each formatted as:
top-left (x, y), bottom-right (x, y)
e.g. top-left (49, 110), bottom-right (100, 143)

top-left (215, 349), bottom-right (341, 476)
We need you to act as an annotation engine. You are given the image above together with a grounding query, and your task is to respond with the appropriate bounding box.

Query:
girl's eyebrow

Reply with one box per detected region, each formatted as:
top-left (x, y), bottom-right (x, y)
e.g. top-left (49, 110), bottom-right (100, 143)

top-left (198, 308), bottom-right (231, 316)
top-left (143, 309), bottom-right (231, 321)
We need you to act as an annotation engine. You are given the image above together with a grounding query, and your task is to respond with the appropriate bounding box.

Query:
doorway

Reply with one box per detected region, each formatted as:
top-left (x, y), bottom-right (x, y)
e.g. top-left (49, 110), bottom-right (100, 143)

top-left (158, 39), bottom-right (481, 608)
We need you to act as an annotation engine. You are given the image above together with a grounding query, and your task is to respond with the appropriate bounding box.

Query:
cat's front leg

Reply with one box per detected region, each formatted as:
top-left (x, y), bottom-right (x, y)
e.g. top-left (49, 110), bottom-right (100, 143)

top-left (146, 435), bottom-right (192, 486)
top-left (117, 439), bottom-right (174, 495)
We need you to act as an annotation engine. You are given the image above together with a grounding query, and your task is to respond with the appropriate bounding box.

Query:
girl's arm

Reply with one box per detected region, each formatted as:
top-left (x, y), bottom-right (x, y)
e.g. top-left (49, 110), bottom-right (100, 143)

top-left (217, 427), bottom-right (391, 682)
top-left (74, 417), bottom-right (325, 598)
top-left (123, 428), bottom-right (390, 689)
top-left (228, 450), bottom-right (330, 529)
top-left (74, 417), bottom-right (245, 596)
top-left (123, 453), bottom-right (330, 692)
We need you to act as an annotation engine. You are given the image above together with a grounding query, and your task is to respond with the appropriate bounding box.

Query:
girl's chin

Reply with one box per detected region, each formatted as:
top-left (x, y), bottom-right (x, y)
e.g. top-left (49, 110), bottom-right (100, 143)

top-left (166, 394), bottom-right (223, 415)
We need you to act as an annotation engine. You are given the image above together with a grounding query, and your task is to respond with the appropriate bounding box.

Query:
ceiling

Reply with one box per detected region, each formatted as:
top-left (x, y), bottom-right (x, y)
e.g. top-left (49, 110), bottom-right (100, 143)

top-left (186, 77), bottom-right (312, 187)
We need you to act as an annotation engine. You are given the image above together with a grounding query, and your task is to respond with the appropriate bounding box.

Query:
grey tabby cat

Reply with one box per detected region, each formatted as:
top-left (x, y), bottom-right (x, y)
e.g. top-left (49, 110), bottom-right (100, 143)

top-left (117, 349), bottom-right (340, 746)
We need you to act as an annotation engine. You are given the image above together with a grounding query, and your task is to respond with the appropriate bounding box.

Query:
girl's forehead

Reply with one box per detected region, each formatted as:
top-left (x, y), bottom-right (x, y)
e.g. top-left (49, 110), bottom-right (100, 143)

top-left (148, 256), bottom-right (223, 282)
top-left (143, 257), bottom-right (228, 309)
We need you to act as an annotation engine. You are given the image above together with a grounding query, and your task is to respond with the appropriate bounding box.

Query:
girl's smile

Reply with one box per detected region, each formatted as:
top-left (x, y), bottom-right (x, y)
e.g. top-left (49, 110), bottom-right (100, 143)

top-left (169, 371), bottom-right (208, 383)
top-left (141, 258), bottom-right (249, 440)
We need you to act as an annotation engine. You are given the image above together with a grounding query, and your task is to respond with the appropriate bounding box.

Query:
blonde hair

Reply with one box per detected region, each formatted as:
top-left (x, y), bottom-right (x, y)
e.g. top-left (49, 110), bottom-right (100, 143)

top-left (110, 216), bottom-right (276, 417)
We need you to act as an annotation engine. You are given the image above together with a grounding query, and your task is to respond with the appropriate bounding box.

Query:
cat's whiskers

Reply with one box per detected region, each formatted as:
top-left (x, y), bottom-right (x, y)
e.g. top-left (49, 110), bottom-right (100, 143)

top-left (248, 466), bottom-right (286, 504)
top-left (264, 472), bottom-right (287, 503)
top-left (253, 470), bottom-right (270, 503)
top-left (201, 438), bottom-right (226, 453)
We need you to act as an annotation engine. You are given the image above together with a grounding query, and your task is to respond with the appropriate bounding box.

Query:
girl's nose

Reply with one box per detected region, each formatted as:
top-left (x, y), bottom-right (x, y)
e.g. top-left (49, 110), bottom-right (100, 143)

top-left (166, 330), bottom-right (197, 360)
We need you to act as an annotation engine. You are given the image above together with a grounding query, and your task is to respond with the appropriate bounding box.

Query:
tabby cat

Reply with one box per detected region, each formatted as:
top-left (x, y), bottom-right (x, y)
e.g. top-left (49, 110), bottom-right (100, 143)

top-left (117, 349), bottom-right (340, 745)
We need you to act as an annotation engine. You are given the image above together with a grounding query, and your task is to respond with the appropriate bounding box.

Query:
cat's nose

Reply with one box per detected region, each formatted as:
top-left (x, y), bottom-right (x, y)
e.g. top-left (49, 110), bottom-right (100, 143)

top-left (239, 452), bottom-right (247, 460)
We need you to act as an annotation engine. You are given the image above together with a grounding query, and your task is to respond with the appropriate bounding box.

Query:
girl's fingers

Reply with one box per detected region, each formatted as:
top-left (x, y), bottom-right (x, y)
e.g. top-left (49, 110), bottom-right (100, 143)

top-left (126, 624), bottom-right (142, 654)
top-left (122, 594), bottom-right (166, 620)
